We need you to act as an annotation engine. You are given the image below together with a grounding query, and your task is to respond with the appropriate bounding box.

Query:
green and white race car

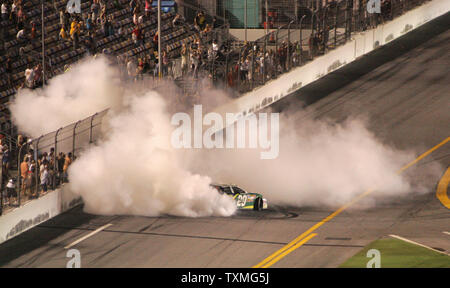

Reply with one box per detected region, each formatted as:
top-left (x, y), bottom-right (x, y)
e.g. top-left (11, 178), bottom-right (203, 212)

top-left (211, 184), bottom-right (268, 211)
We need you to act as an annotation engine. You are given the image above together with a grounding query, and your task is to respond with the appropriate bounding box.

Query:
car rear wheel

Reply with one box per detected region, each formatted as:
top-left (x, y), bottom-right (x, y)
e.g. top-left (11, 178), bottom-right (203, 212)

top-left (253, 197), bottom-right (263, 211)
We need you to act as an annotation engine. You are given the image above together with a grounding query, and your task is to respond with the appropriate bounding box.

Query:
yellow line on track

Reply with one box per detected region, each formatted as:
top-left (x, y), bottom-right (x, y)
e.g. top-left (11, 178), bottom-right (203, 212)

top-left (253, 136), bottom-right (450, 268)
top-left (259, 233), bottom-right (318, 268)
top-left (397, 137), bottom-right (450, 173)
top-left (436, 167), bottom-right (450, 209)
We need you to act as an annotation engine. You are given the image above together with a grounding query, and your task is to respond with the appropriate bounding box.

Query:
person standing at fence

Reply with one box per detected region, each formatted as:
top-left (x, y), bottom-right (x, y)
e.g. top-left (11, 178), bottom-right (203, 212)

top-left (63, 152), bottom-right (72, 183)
top-left (40, 165), bottom-right (49, 194)
top-left (57, 152), bottom-right (65, 185)
top-left (27, 162), bottom-right (36, 198)
top-left (20, 156), bottom-right (28, 194)
top-left (48, 148), bottom-right (55, 189)
top-left (6, 178), bottom-right (16, 206)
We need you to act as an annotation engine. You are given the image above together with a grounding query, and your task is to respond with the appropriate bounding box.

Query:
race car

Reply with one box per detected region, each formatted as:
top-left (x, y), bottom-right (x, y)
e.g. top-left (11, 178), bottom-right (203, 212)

top-left (211, 184), bottom-right (268, 211)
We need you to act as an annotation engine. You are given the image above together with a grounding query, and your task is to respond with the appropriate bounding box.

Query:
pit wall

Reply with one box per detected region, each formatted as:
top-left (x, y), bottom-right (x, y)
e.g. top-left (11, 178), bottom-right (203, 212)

top-left (213, 0), bottom-right (450, 119)
top-left (0, 187), bottom-right (81, 244)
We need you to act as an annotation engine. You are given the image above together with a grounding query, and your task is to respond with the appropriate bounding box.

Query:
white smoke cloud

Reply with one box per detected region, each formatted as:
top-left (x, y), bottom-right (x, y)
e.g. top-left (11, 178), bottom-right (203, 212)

top-left (9, 56), bottom-right (437, 217)
top-left (10, 57), bottom-right (123, 138)
top-left (188, 113), bottom-right (417, 208)
top-left (68, 91), bottom-right (236, 217)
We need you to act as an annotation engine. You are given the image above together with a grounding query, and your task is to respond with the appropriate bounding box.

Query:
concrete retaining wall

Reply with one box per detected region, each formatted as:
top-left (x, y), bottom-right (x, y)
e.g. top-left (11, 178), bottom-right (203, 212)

top-left (0, 187), bottom-right (81, 244)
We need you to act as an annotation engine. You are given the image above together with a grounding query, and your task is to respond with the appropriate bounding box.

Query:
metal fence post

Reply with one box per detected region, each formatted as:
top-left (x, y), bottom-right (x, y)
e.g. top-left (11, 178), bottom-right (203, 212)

top-left (35, 136), bottom-right (42, 198)
top-left (335, 2), bottom-right (338, 48)
top-left (299, 14), bottom-right (306, 65)
top-left (311, 10), bottom-right (316, 60)
top-left (89, 113), bottom-right (97, 144)
top-left (287, 20), bottom-right (294, 71)
top-left (73, 121), bottom-right (81, 157)
top-left (238, 48), bottom-right (242, 90)
top-left (251, 42), bottom-right (255, 90)
top-left (275, 26), bottom-right (281, 76)
top-left (54, 128), bottom-right (62, 189)
top-left (263, 34), bottom-right (267, 84)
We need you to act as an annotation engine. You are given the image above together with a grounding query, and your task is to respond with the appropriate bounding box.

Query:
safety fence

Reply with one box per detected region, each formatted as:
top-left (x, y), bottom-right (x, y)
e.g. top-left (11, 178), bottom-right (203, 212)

top-left (0, 109), bottom-right (108, 215)
top-left (173, 0), bottom-right (430, 94)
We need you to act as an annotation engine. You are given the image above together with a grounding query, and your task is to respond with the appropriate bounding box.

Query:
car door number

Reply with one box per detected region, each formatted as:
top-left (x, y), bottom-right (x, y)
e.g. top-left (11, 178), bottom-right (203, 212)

top-left (237, 195), bottom-right (248, 208)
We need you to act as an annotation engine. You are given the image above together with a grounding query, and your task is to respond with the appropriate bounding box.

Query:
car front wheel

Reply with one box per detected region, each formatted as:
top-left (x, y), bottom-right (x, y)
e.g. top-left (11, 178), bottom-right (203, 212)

top-left (253, 197), bottom-right (263, 211)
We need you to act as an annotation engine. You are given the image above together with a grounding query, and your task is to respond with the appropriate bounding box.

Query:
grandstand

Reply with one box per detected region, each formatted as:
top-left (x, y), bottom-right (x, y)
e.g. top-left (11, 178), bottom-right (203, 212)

top-left (0, 0), bottom-right (202, 121)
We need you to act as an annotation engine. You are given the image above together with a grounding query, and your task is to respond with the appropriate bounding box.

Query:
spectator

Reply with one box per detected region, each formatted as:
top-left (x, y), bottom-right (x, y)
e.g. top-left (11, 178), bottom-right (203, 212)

top-left (20, 156), bottom-right (28, 193)
top-left (47, 148), bottom-right (55, 189)
top-left (194, 11), bottom-right (205, 32)
top-left (190, 49), bottom-right (199, 79)
top-left (10, 0), bottom-right (17, 23)
top-left (59, 9), bottom-right (66, 28)
top-left (86, 13), bottom-right (93, 32)
top-left (172, 13), bottom-right (184, 27)
top-left (129, 0), bottom-right (136, 14)
top-left (144, 0), bottom-right (152, 17)
top-left (24, 65), bottom-right (35, 88)
top-left (142, 54), bottom-right (152, 74)
top-left (117, 23), bottom-right (124, 39)
top-left (57, 152), bottom-right (65, 185)
top-left (132, 24), bottom-right (143, 46)
top-left (63, 152), bottom-right (72, 183)
top-left (2, 145), bottom-right (10, 175)
top-left (162, 49), bottom-right (169, 77)
top-left (28, 162), bottom-right (37, 198)
top-left (108, 15), bottom-right (115, 36)
top-left (59, 26), bottom-right (69, 41)
top-left (70, 18), bottom-right (80, 50)
top-left (5, 56), bottom-right (12, 88)
top-left (30, 21), bottom-right (36, 41)
top-left (1, 2), bottom-right (8, 21)
top-left (16, 4), bottom-right (24, 30)
top-left (40, 165), bottom-right (49, 194)
top-left (126, 57), bottom-right (137, 80)
top-left (85, 31), bottom-right (96, 55)
top-left (6, 178), bottom-right (16, 206)
top-left (132, 11), bottom-right (139, 25)
top-left (152, 30), bottom-right (158, 48)
top-left (278, 41), bottom-right (287, 73)
top-left (16, 28), bottom-right (26, 42)
top-left (212, 16), bottom-right (218, 29)
top-left (102, 14), bottom-right (111, 37)
top-left (91, 0), bottom-right (100, 23)
top-left (100, 0), bottom-right (107, 20)
top-left (33, 64), bottom-right (42, 87)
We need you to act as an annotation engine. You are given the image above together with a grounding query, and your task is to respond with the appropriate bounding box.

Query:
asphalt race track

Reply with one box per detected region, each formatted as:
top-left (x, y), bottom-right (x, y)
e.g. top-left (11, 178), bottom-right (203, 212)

top-left (0, 12), bottom-right (449, 268)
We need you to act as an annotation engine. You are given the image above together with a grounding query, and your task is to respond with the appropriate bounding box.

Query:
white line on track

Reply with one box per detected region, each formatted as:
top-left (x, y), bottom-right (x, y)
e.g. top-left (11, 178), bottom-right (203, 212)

top-left (64, 223), bottom-right (113, 249)
top-left (389, 234), bottom-right (449, 256)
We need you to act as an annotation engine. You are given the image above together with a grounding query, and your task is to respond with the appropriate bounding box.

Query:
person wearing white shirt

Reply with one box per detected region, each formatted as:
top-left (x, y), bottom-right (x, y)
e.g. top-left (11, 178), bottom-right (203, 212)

top-left (24, 67), bottom-right (35, 88)
top-left (1, 3), bottom-right (8, 21)
top-left (40, 166), bottom-right (49, 193)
